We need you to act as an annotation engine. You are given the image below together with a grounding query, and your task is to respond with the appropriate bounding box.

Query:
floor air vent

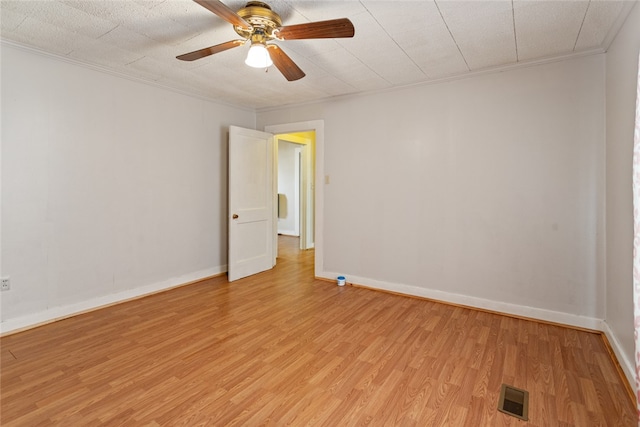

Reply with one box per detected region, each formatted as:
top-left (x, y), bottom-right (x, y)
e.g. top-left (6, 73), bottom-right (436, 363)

top-left (498, 384), bottom-right (529, 421)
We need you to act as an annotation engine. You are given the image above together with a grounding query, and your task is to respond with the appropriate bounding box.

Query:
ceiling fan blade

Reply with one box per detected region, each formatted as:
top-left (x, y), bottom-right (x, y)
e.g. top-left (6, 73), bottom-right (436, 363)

top-left (267, 45), bottom-right (305, 81)
top-left (276, 18), bottom-right (355, 40)
top-left (177, 39), bottom-right (244, 61)
top-left (193, 0), bottom-right (251, 30)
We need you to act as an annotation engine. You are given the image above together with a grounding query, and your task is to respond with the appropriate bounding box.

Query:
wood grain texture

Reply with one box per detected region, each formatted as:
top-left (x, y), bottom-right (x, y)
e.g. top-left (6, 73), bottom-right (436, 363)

top-left (1, 236), bottom-right (636, 425)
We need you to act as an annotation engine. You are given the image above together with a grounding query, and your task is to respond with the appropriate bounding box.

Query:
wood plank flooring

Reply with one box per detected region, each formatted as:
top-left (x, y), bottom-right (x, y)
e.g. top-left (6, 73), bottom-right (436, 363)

top-left (1, 236), bottom-right (636, 425)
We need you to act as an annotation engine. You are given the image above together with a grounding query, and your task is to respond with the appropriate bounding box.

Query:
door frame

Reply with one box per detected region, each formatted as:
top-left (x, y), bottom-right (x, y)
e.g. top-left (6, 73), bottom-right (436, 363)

top-left (265, 120), bottom-right (324, 278)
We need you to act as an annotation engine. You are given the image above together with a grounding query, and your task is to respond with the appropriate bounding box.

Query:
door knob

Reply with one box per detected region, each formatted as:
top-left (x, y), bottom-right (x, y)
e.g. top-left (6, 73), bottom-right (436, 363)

top-left (232, 214), bottom-right (239, 219)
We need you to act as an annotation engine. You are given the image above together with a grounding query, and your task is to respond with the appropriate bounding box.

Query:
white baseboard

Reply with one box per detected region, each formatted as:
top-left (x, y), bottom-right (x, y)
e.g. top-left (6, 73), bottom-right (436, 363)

top-left (277, 230), bottom-right (299, 237)
top-left (0, 266), bottom-right (227, 335)
top-left (321, 271), bottom-right (637, 389)
top-left (600, 321), bottom-right (637, 394)
top-left (4, 265), bottom-right (634, 392)
top-left (323, 271), bottom-right (603, 329)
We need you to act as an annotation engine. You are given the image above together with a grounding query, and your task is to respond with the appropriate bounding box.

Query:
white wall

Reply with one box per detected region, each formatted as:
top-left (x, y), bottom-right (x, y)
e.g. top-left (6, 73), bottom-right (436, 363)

top-left (258, 54), bottom-right (606, 328)
top-left (604, 2), bottom-right (640, 387)
top-left (0, 44), bottom-right (254, 332)
top-left (277, 141), bottom-right (298, 236)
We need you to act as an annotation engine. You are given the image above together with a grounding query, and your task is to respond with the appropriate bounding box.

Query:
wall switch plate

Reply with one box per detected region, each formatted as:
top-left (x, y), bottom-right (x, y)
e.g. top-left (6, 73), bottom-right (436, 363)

top-left (1, 277), bottom-right (10, 291)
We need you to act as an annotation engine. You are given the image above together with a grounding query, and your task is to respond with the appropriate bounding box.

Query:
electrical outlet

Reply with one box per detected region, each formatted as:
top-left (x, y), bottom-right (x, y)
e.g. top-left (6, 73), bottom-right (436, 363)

top-left (1, 277), bottom-right (10, 291)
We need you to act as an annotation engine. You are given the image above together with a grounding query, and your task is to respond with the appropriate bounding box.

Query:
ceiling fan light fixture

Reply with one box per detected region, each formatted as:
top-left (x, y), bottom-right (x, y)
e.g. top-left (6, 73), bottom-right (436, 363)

top-left (245, 43), bottom-right (273, 68)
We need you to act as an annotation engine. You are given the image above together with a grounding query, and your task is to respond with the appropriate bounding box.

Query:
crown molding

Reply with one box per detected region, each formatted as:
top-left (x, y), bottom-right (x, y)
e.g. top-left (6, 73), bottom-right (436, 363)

top-left (257, 47), bottom-right (606, 114)
top-left (0, 39), bottom-right (256, 113)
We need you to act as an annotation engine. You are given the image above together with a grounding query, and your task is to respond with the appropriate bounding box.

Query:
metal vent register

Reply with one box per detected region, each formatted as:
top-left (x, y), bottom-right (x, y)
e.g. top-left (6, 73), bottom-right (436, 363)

top-left (498, 384), bottom-right (529, 421)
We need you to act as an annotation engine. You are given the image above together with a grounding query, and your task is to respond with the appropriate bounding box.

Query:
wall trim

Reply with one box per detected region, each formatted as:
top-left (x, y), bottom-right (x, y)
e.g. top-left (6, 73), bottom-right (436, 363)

top-left (257, 48), bottom-right (605, 113)
top-left (3, 264), bottom-right (634, 399)
top-left (322, 271), bottom-right (603, 328)
top-left (600, 321), bottom-right (637, 396)
top-left (0, 38), bottom-right (611, 115)
top-left (0, 40), bottom-right (255, 113)
top-left (0, 266), bottom-right (227, 336)
top-left (320, 270), bottom-right (636, 392)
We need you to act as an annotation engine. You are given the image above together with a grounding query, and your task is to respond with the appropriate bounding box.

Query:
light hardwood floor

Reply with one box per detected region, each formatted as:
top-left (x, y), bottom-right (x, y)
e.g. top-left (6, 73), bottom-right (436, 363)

top-left (1, 236), bottom-right (636, 425)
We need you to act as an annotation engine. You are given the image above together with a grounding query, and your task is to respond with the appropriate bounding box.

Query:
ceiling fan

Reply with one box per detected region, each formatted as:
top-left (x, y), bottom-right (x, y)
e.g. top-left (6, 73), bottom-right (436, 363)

top-left (177, 0), bottom-right (355, 81)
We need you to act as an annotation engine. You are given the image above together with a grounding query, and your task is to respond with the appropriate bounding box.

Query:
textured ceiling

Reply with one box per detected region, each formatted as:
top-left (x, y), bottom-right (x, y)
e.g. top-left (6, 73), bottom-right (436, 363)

top-left (0, 0), bottom-right (636, 109)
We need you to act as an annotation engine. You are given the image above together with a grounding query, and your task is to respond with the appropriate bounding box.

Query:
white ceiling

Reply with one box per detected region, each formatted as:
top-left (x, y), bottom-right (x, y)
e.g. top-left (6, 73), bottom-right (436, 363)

top-left (1, 0), bottom-right (636, 109)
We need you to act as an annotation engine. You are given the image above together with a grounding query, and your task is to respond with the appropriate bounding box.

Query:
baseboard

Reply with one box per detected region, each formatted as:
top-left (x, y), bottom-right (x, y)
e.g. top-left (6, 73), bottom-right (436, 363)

top-left (320, 271), bottom-right (637, 396)
top-left (324, 272), bottom-right (602, 328)
top-left (600, 321), bottom-right (637, 396)
top-left (5, 266), bottom-right (634, 397)
top-left (0, 266), bottom-right (227, 336)
top-left (277, 230), bottom-right (299, 237)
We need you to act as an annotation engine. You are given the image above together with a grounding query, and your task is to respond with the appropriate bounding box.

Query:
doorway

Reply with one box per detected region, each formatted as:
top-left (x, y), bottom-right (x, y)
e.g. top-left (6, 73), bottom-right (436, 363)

top-left (276, 132), bottom-right (314, 251)
top-left (277, 141), bottom-right (301, 237)
top-left (266, 120), bottom-right (324, 278)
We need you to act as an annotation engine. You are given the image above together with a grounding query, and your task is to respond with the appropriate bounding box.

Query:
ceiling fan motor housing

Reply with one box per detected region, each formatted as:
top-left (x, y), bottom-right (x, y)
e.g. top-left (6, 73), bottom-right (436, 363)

top-left (234, 1), bottom-right (282, 39)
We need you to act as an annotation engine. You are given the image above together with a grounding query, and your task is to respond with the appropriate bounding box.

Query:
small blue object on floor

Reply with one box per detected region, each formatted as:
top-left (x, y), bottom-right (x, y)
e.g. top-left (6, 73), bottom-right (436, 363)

top-left (337, 276), bottom-right (346, 286)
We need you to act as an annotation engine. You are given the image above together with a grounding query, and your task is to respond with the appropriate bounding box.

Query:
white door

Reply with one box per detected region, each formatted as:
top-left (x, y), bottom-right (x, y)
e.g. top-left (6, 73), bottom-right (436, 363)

top-left (228, 126), bottom-right (275, 282)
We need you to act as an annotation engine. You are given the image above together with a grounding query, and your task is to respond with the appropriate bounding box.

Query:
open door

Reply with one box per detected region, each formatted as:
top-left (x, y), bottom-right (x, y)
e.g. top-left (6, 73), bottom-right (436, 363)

top-left (228, 126), bottom-right (275, 282)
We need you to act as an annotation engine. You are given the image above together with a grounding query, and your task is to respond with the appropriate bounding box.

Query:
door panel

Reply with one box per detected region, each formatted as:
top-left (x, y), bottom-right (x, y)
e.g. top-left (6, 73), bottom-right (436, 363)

top-left (228, 126), bottom-right (274, 282)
